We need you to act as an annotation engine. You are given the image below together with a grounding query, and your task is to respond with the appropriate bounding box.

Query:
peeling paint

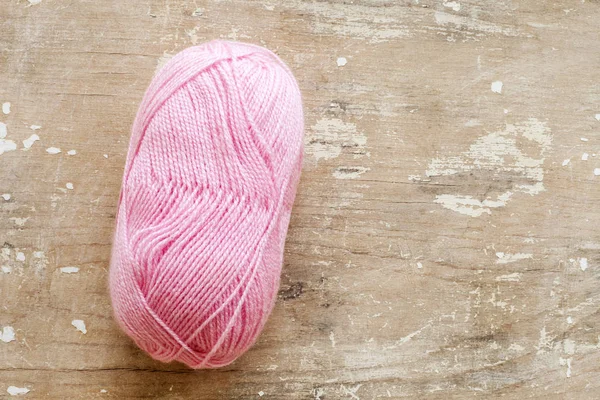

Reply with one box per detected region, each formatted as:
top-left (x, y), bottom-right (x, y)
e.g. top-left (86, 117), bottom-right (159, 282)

top-left (428, 119), bottom-right (551, 216)
top-left (1, 326), bottom-right (15, 343)
top-left (71, 319), bottom-right (87, 334)
top-left (496, 252), bottom-right (532, 264)
top-left (307, 118), bottom-right (367, 162)
top-left (7, 386), bottom-right (30, 396)
top-left (495, 272), bottom-right (522, 282)
top-left (22, 134), bottom-right (40, 150)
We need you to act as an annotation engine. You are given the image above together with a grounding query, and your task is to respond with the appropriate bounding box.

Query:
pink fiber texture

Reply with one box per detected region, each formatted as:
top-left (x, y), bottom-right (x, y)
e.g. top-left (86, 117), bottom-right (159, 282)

top-left (109, 40), bottom-right (304, 369)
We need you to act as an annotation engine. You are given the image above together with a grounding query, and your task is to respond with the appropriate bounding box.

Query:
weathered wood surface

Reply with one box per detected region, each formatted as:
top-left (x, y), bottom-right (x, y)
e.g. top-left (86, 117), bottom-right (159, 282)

top-left (1, 0), bottom-right (600, 398)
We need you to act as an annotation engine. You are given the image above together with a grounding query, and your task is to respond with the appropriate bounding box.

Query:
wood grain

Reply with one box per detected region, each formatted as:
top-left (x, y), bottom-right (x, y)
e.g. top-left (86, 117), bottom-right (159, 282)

top-left (1, 0), bottom-right (599, 398)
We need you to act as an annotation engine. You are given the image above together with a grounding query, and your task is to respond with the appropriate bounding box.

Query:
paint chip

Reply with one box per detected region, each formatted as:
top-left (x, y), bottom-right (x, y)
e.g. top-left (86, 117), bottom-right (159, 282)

top-left (491, 81), bottom-right (503, 94)
top-left (22, 134), bottom-right (40, 150)
top-left (1, 326), bottom-right (16, 343)
top-left (60, 266), bottom-right (79, 274)
top-left (66, 183), bottom-right (74, 190)
top-left (594, 168), bottom-right (600, 176)
top-left (2, 193), bottom-right (10, 201)
top-left (27, 0), bottom-right (42, 4)
top-left (16, 252), bottom-right (25, 262)
top-left (417, 262), bottom-right (423, 269)
top-left (67, 149), bottom-right (77, 155)
top-left (192, 7), bottom-right (204, 16)
top-left (595, 114), bottom-right (600, 121)
top-left (46, 147), bottom-right (61, 154)
top-left (0, 122), bottom-right (6, 138)
top-left (29, 125), bottom-right (41, 130)
top-left (7, 386), bottom-right (29, 396)
top-left (0, 139), bottom-right (17, 155)
top-left (495, 272), bottom-right (522, 282)
top-left (336, 57), bottom-right (347, 67)
top-left (496, 252), bottom-right (533, 264)
top-left (582, 153), bottom-right (589, 161)
top-left (71, 319), bottom-right (87, 334)
top-left (579, 257), bottom-right (588, 271)
top-left (562, 159), bottom-right (570, 166)
top-left (581, 137), bottom-right (589, 142)
top-left (2, 102), bottom-right (10, 115)
top-left (103, 154), bottom-right (108, 158)
top-left (258, 391), bottom-right (265, 397)
top-left (100, 389), bottom-right (107, 393)
top-left (567, 316), bottom-right (573, 324)
top-left (443, 1), bottom-right (461, 11)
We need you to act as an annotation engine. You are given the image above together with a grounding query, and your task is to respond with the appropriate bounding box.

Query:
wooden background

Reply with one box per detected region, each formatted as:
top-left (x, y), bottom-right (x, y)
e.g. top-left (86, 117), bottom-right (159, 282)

top-left (1, 0), bottom-right (600, 398)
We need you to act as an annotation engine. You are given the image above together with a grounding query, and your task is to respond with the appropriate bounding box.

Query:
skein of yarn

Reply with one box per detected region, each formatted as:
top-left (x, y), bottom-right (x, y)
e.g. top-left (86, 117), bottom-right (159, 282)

top-left (109, 40), bottom-right (304, 369)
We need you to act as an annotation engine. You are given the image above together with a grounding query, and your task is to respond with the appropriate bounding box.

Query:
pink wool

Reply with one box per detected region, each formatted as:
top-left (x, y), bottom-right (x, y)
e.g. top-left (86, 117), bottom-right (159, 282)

top-left (109, 40), bottom-right (304, 369)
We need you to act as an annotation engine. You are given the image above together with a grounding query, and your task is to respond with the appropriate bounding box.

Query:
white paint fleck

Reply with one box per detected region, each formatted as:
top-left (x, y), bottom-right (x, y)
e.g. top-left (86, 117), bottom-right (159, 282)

top-left (100, 389), bottom-right (107, 393)
top-left (60, 266), bottom-right (79, 274)
top-left (559, 357), bottom-right (572, 378)
top-left (7, 386), bottom-right (30, 396)
top-left (22, 134), bottom-right (40, 150)
top-left (495, 272), bottom-right (522, 282)
top-left (2, 193), bottom-right (11, 201)
top-left (0, 139), bottom-right (17, 155)
top-left (443, 1), bottom-right (461, 11)
top-left (0, 266), bottom-right (11, 274)
top-left (71, 319), bottom-right (87, 334)
top-left (0, 122), bottom-right (6, 139)
top-left (66, 183), bottom-right (74, 190)
top-left (340, 384), bottom-right (362, 400)
top-left (16, 252), bottom-right (25, 262)
top-left (536, 326), bottom-right (555, 354)
top-left (508, 343), bottom-right (525, 352)
top-left (258, 391), bottom-right (265, 397)
top-left (594, 168), bottom-right (600, 176)
top-left (563, 339), bottom-right (576, 355)
top-left (582, 153), bottom-right (589, 161)
top-left (333, 166), bottom-right (369, 180)
top-left (428, 118), bottom-right (552, 216)
top-left (567, 316), bottom-right (573, 324)
top-left (581, 137), bottom-right (589, 142)
top-left (417, 262), bottom-right (423, 269)
top-left (387, 324), bottom-right (430, 349)
top-left (313, 388), bottom-right (325, 400)
top-left (595, 114), bottom-right (600, 121)
top-left (307, 118), bottom-right (367, 162)
top-left (27, 0), bottom-right (42, 4)
top-left (46, 147), bottom-right (61, 154)
top-left (336, 57), bottom-right (347, 67)
top-left (434, 192), bottom-right (512, 217)
top-left (103, 154), bottom-right (108, 158)
top-left (1, 326), bottom-right (16, 343)
top-left (496, 252), bottom-right (533, 264)
top-left (491, 81), bottom-right (503, 94)
top-left (10, 217), bottom-right (29, 227)
top-left (579, 257), bottom-right (588, 271)
top-left (2, 102), bottom-right (10, 115)
top-left (192, 7), bottom-right (204, 16)
top-left (67, 149), bottom-right (77, 155)
top-left (33, 251), bottom-right (44, 258)
top-left (562, 159), bottom-right (570, 166)
top-left (29, 125), bottom-right (41, 130)
top-left (329, 331), bottom-right (336, 347)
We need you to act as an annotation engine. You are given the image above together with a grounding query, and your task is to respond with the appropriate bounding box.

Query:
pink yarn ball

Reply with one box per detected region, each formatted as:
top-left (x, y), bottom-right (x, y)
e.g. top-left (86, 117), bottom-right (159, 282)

top-left (109, 40), bottom-right (304, 368)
